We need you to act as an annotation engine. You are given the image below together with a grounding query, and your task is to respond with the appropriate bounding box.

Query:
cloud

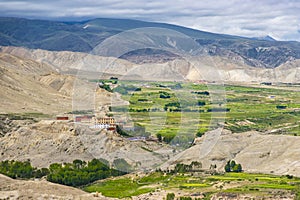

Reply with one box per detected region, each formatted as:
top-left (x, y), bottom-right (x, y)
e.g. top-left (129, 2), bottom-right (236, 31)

top-left (0, 0), bottom-right (300, 41)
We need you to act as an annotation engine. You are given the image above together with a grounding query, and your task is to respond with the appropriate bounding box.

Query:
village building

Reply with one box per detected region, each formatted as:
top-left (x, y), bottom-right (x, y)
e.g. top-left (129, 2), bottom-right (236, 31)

top-left (56, 116), bottom-right (69, 120)
top-left (75, 115), bottom-right (94, 123)
top-left (90, 117), bottom-right (117, 131)
top-left (96, 117), bottom-right (115, 124)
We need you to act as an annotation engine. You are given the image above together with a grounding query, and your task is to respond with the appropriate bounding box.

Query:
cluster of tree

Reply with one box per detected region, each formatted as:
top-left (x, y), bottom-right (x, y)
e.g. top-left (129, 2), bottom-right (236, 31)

top-left (113, 106), bottom-right (205, 113)
top-left (192, 91), bottom-right (210, 95)
top-left (164, 102), bottom-right (181, 111)
top-left (0, 159), bottom-right (127, 187)
top-left (90, 78), bottom-right (118, 84)
top-left (116, 125), bottom-right (131, 137)
top-left (169, 83), bottom-right (182, 90)
top-left (156, 133), bottom-right (175, 143)
top-left (276, 105), bottom-right (287, 109)
top-left (197, 100), bottom-right (206, 106)
top-left (159, 91), bottom-right (171, 99)
top-left (47, 159), bottom-right (126, 186)
top-left (224, 160), bottom-right (242, 173)
top-left (113, 85), bottom-right (141, 95)
top-left (137, 98), bottom-right (149, 102)
top-left (116, 123), bottom-right (150, 138)
top-left (99, 83), bottom-right (112, 92)
top-left (207, 108), bottom-right (230, 112)
top-left (129, 108), bottom-right (150, 112)
top-left (172, 161), bottom-right (202, 173)
top-left (68, 110), bottom-right (93, 114)
top-left (0, 160), bottom-right (49, 179)
top-left (196, 127), bottom-right (208, 137)
top-left (182, 108), bottom-right (205, 112)
top-left (156, 84), bottom-right (167, 88)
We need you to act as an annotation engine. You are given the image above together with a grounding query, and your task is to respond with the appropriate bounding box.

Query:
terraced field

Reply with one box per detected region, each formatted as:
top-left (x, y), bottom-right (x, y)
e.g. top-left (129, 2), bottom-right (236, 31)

top-left (109, 81), bottom-right (300, 145)
top-left (85, 171), bottom-right (300, 199)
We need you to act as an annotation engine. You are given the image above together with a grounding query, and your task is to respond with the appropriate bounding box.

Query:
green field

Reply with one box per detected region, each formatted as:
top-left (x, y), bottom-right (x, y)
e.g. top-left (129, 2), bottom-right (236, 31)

top-left (109, 81), bottom-right (300, 144)
top-left (84, 171), bottom-right (300, 199)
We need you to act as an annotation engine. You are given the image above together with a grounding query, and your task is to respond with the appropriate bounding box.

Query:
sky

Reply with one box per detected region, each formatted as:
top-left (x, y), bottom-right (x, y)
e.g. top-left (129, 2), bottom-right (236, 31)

top-left (0, 0), bottom-right (300, 41)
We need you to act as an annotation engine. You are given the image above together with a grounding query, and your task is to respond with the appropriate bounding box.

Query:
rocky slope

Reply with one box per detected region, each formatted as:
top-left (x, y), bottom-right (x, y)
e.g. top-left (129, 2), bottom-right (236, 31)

top-left (0, 119), bottom-right (174, 170)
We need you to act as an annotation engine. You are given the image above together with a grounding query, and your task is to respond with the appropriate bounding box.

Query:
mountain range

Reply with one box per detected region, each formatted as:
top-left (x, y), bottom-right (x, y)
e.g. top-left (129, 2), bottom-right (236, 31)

top-left (1, 17), bottom-right (300, 68)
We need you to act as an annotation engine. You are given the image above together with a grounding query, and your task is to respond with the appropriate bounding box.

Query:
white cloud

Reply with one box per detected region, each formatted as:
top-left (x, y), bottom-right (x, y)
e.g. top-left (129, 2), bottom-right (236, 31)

top-left (0, 0), bottom-right (300, 41)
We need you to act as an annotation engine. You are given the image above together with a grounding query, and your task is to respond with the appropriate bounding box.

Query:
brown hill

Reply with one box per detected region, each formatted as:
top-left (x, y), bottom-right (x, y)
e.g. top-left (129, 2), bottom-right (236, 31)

top-left (0, 52), bottom-right (101, 114)
top-left (2, 46), bottom-right (300, 83)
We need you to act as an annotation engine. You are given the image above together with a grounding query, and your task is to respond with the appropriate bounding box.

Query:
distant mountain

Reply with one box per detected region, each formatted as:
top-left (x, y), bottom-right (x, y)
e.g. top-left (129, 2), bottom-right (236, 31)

top-left (252, 35), bottom-right (277, 42)
top-left (1, 17), bottom-right (300, 68)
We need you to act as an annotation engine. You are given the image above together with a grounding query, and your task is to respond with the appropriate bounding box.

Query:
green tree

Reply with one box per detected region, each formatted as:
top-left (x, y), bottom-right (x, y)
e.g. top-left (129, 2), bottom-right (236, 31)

top-left (230, 160), bottom-right (236, 168)
top-left (236, 164), bottom-right (242, 172)
top-left (166, 193), bottom-right (175, 200)
top-left (224, 161), bottom-right (231, 172)
top-left (156, 133), bottom-right (162, 142)
top-left (225, 160), bottom-right (242, 173)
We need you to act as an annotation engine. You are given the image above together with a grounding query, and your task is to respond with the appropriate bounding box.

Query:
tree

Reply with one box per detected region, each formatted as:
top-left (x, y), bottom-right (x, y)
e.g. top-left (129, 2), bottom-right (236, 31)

top-left (224, 161), bottom-right (231, 172)
top-left (224, 160), bottom-right (242, 173)
top-left (163, 134), bottom-right (175, 143)
top-left (166, 193), bottom-right (175, 200)
top-left (236, 164), bottom-right (242, 172)
top-left (73, 159), bottom-right (84, 169)
top-left (197, 100), bottom-right (206, 106)
top-left (230, 160), bottom-right (236, 168)
top-left (156, 133), bottom-right (162, 142)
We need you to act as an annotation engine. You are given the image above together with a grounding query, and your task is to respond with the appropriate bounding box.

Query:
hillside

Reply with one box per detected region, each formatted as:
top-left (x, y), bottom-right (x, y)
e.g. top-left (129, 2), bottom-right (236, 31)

top-left (1, 17), bottom-right (300, 68)
top-left (0, 119), bottom-right (174, 170)
top-left (162, 129), bottom-right (300, 177)
top-left (2, 46), bottom-right (300, 83)
top-left (0, 53), bottom-right (74, 114)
